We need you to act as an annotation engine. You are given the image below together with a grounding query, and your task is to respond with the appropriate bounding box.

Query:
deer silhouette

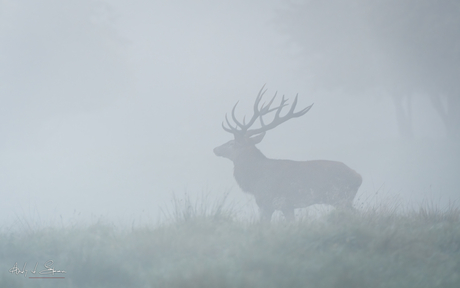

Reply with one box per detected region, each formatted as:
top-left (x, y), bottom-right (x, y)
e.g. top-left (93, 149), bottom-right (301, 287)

top-left (214, 86), bottom-right (362, 221)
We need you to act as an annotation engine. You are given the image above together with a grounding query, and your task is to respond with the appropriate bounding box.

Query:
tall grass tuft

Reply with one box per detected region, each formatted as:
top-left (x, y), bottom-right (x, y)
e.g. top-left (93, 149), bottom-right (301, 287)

top-left (161, 191), bottom-right (237, 223)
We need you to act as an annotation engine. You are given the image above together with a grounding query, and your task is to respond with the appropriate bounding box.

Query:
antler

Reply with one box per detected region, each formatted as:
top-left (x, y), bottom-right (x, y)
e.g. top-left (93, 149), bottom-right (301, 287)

top-left (222, 86), bottom-right (314, 138)
top-left (221, 85), bottom-right (266, 135)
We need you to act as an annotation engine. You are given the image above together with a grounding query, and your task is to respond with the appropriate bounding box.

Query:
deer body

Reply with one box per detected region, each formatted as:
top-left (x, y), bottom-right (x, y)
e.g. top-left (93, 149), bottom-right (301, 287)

top-left (214, 86), bottom-right (362, 221)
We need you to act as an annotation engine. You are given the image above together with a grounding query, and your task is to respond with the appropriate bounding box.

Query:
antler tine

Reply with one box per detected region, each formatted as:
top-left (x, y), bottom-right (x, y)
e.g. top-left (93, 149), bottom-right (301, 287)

top-left (298, 103), bottom-right (314, 115)
top-left (239, 85), bottom-right (266, 129)
top-left (222, 121), bottom-right (233, 133)
top-left (222, 113), bottom-right (238, 133)
top-left (290, 94), bottom-right (314, 117)
top-left (222, 86), bottom-right (267, 135)
top-left (259, 93), bottom-right (288, 126)
top-left (256, 84), bottom-right (267, 102)
top-left (260, 92), bottom-right (277, 114)
top-left (246, 92), bottom-right (313, 137)
top-left (253, 86), bottom-right (267, 113)
top-left (274, 95), bottom-right (289, 118)
top-left (230, 101), bottom-right (245, 129)
top-left (229, 88), bottom-right (270, 129)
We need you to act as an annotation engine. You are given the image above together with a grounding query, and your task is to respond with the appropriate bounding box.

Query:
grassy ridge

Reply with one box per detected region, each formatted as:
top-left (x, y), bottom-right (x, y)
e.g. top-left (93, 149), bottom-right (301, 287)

top-left (1, 205), bottom-right (459, 288)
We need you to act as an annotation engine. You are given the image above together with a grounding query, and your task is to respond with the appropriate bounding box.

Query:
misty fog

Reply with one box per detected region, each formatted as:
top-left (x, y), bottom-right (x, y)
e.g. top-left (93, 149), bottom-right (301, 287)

top-left (1, 0), bottom-right (459, 228)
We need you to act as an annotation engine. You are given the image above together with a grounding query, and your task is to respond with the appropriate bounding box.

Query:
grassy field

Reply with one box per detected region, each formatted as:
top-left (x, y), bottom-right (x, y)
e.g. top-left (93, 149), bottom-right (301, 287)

top-left (1, 198), bottom-right (459, 288)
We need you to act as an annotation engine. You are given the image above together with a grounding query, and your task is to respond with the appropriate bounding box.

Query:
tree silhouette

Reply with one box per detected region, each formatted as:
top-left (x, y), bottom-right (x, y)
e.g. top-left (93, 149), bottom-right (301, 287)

top-left (276, 0), bottom-right (460, 138)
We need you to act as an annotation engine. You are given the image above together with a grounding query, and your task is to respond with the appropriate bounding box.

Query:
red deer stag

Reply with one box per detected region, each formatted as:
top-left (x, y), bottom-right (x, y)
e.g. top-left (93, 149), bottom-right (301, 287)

top-left (214, 86), bottom-right (362, 221)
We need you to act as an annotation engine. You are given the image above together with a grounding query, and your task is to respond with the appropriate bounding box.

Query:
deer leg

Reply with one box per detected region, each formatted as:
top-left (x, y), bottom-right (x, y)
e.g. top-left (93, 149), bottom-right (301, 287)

top-left (259, 206), bottom-right (274, 222)
top-left (282, 208), bottom-right (295, 221)
top-left (338, 190), bottom-right (356, 210)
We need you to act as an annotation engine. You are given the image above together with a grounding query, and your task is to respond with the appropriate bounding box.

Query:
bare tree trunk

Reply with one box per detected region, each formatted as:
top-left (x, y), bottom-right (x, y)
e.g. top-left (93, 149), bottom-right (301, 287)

top-left (430, 93), bottom-right (460, 139)
top-left (392, 93), bottom-right (413, 138)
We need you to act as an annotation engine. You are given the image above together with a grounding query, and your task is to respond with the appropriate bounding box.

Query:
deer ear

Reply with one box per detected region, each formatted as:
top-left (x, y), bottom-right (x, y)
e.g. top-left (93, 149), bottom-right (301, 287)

top-left (248, 132), bottom-right (266, 144)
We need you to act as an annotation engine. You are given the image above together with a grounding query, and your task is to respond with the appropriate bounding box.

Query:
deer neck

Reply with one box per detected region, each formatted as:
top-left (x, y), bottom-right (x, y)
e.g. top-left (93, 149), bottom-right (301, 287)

top-left (233, 146), bottom-right (266, 165)
top-left (232, 146), bottom-right (267, 191)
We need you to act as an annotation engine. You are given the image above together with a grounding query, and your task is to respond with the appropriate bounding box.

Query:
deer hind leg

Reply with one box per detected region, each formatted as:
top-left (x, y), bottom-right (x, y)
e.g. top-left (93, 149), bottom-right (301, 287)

top-left (282, 208), bottom-right (295, 221)
top-left (335, 189), bottom-right (357, 211)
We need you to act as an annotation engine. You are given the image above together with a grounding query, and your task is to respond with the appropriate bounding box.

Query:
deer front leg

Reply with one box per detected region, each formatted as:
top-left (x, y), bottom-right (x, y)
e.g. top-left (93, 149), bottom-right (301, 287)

top-left (259, 206), bottom-right (274, 222)
top-left (255, 201), bottom-right (272, 222)
top-left (256, 197), bottom-right (274, 222)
